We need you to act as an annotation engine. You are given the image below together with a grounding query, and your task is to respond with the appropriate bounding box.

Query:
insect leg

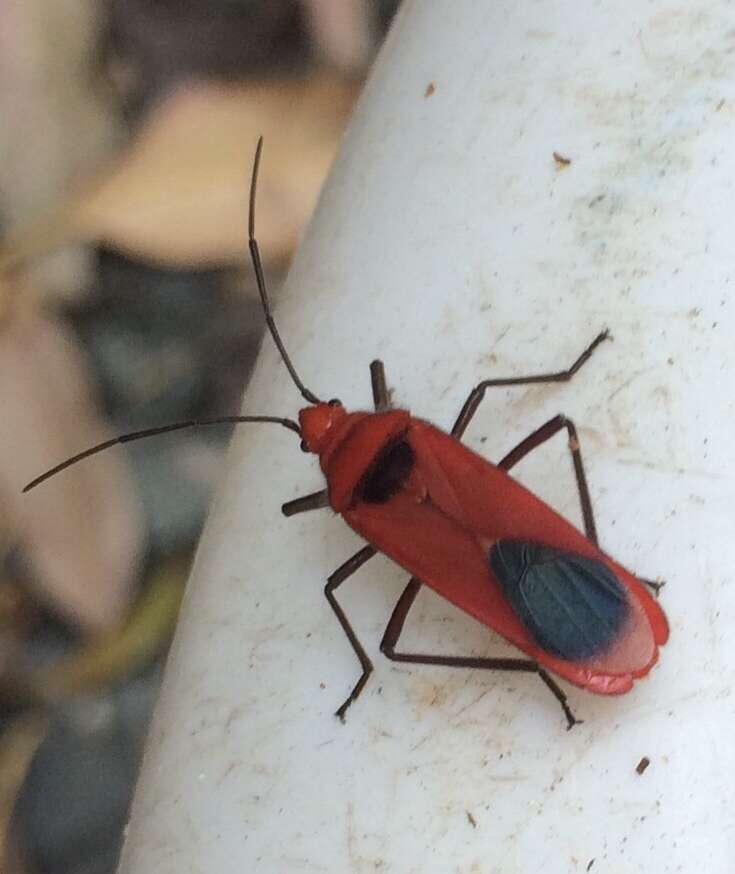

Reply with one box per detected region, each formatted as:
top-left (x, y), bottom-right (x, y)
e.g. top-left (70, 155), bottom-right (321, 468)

top-left (636, 577), bottom-right (666, 595)
top-left (498, 414), bottom-right (598, 544)
top-left (376, 410), bottom-right (594, 725)
top-left (281, 489), bottom-right (330, 517)
top-left (324, 544), bottom-right (378, 721)
top-left (537, 669), bottom-right (581, 730)
top-left (370, 360), bottom-right (390, 411)
top-left (497, 416), bottom-right (665, 594)
top-left (379, 578), bottom-right (580, 730)
top-left (375, 408), bottom-right (600, 728)
top-left (451, 330), bottom-right (610, 439)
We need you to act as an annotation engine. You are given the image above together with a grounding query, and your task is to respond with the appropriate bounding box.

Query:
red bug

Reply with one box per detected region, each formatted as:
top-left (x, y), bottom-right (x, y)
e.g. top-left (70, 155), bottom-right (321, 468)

top-left (26, 139), bottom-right (669, 728)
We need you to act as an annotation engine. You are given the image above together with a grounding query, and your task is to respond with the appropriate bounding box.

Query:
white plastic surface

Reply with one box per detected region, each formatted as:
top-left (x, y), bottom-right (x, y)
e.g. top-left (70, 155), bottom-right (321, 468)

top-left (119, 2), bottom-right (734, 872)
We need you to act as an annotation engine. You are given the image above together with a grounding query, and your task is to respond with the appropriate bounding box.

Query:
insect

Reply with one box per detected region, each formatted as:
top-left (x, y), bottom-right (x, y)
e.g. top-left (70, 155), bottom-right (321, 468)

top-left (26, 139), bottom-right (669, 729)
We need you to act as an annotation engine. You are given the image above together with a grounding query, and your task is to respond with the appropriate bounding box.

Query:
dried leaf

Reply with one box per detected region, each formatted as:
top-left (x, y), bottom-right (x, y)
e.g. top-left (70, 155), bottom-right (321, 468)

top-left (0, 295), bottom-right (144, 632)
top-left (0, 0), bottom-right (118, 295)
top-left (302, 0), bottom-right (373, 70)
top-left (0, 74), bottom-right (357, 278)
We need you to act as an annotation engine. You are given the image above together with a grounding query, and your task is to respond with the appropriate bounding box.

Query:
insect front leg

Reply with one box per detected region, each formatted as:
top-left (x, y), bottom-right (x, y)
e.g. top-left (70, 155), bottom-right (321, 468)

top-left (323, 544), bottom-right (378, 721)
top-left (379, 578), bottom-right (580, 730)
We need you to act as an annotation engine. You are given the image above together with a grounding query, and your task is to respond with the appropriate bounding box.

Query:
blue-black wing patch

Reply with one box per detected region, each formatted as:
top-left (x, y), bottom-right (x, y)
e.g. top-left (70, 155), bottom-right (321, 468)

top-left (489, 540), bottom-right (629, 661)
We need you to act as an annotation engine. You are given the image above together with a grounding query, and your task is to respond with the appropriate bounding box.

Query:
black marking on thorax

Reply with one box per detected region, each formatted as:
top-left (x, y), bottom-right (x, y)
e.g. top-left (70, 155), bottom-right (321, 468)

top-left (357, 439), bottom-right (415, 504)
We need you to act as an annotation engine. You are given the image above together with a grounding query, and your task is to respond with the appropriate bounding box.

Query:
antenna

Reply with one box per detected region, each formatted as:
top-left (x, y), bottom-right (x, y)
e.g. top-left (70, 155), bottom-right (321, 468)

top-left (23, 138), bottom-right (315, 493)
top-left (23, 416), bottom-right (301, 492)
top-left (249, 137), bottom-right (321, 405)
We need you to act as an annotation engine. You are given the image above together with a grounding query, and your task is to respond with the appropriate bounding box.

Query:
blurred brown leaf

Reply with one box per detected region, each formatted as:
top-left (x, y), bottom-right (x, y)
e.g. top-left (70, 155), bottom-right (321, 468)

top-left (0, 292), bottom-right (144, 632)
top-left (301, 0), bottom-right (373, 70)
top-left (0, 0), bottom-right (118, 298)
top-left (0, 73), bottom-right (357, 279)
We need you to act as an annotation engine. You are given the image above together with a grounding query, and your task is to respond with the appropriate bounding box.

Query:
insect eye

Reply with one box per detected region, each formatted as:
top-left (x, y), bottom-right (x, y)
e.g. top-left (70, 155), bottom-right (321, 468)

top-left (300, 439), bottom-right (310, 453)
top-left (328, 398), bottom-right (341, 406)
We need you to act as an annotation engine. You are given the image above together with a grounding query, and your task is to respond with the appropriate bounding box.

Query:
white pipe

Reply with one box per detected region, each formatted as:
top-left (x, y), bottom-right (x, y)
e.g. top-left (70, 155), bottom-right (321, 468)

top-left (119, 2), bottom-right (733, 871)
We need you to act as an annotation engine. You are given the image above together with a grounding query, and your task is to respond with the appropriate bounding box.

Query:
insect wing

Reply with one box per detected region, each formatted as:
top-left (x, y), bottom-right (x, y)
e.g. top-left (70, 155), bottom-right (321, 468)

top-left (489, 541), bottom-right (630, 662)
top-left (344, 420), bottom-right (668, 694)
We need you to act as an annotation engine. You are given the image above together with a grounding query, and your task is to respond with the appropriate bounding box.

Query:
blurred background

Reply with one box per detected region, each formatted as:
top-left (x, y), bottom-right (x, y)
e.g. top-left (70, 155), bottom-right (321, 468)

top-left (0, 2), bottom-right (400, 871)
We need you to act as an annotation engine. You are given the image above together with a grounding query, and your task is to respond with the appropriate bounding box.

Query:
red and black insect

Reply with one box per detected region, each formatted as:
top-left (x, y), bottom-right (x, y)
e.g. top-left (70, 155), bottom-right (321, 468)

top-left (25, 139), bottom-right (669, 728)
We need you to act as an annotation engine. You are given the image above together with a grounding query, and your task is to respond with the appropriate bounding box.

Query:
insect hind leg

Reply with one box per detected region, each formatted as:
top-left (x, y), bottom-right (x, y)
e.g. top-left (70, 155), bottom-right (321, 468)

top-left (497, 414), bottom-right (665, 594)
top-left (498, 414), bottom-right (599, 544)
top-left (379, 577), bottom-right (581, 730)
top-left (372, 400), bottom-right (601, 729)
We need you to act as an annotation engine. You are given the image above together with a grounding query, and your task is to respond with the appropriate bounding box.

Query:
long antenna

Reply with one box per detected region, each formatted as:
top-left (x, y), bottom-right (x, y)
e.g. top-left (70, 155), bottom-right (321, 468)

top-left (24, 138), bottom-right (317, 493)
top-left (23, 415), bottom-right (300, 492)
top-left (249, 137), bottom-right (321, 405)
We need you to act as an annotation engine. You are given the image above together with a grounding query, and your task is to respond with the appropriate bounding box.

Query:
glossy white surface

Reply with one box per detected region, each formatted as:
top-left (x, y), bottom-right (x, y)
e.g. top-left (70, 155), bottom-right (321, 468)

top-left (119, 2), bottom-right (734, 871)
